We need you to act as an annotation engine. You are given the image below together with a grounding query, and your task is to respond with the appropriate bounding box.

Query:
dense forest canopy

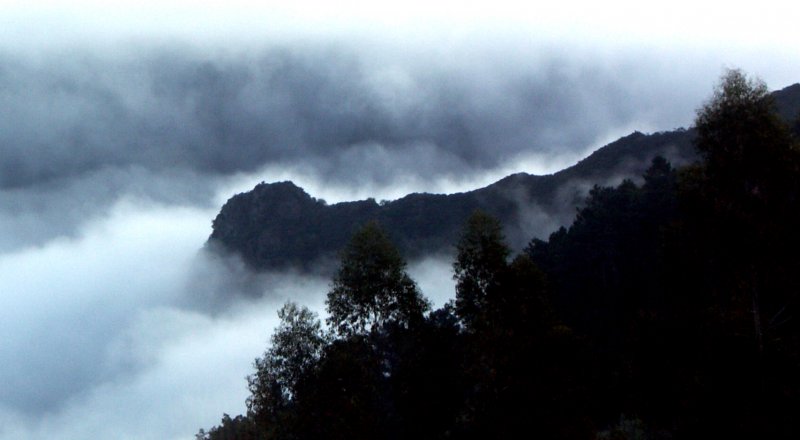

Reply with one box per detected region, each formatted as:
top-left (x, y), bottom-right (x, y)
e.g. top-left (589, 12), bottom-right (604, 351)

top-left (200, 70), bottom-right (800, 439)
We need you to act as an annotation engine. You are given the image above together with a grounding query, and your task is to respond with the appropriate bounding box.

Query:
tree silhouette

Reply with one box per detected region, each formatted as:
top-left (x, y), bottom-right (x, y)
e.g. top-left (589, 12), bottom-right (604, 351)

top-left (326, 222), bottom-right (429, 337)
top-left (247, 302), bottom-right (325, 431)
top-left (453, 210), bottom-right (510, 331)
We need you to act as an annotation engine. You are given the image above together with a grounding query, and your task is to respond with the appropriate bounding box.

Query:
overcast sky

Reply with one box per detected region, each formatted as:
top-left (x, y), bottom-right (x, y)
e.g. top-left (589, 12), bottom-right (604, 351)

top-left (1, 2), bottom-right (798, 439)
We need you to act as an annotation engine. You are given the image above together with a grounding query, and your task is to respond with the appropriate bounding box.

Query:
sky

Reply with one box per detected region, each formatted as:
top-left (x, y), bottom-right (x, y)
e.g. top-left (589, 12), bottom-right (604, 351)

top-left (0, 2), bottom-right (798, 439)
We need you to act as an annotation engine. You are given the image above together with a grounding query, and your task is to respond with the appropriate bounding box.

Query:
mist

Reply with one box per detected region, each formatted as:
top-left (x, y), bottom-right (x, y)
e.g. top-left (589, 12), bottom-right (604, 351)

top-left (0, 194), bottom-right (333, 439)
top-left (1, 8), bottom-right (799, 438)
top-left (0, 190), bottom-right (456, 439)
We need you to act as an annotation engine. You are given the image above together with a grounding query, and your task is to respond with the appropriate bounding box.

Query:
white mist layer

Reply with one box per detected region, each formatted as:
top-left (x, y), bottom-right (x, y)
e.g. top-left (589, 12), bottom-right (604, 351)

top-left (408, 257), bottom-right (457, 310)
top-left (0, 195), bottom-right (331, 440)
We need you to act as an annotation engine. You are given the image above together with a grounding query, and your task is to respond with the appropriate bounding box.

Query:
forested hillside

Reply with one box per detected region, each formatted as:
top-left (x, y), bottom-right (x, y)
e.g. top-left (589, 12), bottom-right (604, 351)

top-left (207, 130), bottom-right (695, 272)
top-left (207, 82), bottom-right (800, 274)
top-left (200, 71), bottom-right (800, 439)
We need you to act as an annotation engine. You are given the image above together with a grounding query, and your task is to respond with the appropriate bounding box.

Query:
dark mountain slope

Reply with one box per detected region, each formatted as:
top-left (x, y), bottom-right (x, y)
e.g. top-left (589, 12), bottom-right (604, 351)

top-left (207, 131), bottom-right (695, 271)
top-left (774, 83), bottom-right (800, 123)
top-left (208, 83), bottom-right (800, 272)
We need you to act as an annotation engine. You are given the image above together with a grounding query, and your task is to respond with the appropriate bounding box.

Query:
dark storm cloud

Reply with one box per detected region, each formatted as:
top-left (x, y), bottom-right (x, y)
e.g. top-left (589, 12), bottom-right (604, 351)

top-left (0, 43), bottom-right (706, 192)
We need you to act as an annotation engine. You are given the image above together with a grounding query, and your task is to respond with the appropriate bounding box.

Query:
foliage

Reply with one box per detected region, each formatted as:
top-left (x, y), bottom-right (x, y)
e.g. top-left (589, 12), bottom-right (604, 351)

top-left (695, 69), bottom-right (798, 213)
top-left (198, 413), bottom-right (261, 440)
top-left (452, 210), bottom-right (510, 331)
top-left (201, 72), bottom-right (800, 439)
top-left (247, 302), bottom-right (325, 429)
top-left (326, 221), bottom-right (429, 337)
top-left (528, 70), bottom-right (800, 436)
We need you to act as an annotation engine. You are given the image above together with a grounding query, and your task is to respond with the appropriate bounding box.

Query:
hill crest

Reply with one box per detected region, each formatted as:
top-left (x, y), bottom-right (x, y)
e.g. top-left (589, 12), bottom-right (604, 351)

top-left (207, 83), bottom-right (800, 272)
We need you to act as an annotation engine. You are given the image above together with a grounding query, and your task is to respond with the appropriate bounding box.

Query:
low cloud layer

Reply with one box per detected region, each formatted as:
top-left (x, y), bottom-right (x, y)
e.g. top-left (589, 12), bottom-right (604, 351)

top-left (0, 199), bottom-right (212, 413)
top-left (0, 196), bottom-right (335, 439)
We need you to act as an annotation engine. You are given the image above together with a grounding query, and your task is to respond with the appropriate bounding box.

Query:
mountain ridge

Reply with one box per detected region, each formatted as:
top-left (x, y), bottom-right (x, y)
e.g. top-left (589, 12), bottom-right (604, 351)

top-left (208, 83), bottom-right (800, 272)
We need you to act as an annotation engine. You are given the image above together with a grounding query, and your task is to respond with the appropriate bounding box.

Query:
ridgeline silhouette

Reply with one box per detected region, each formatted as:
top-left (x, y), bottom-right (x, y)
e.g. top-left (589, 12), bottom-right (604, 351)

top-left (207, 83), bottom-right (800, 274)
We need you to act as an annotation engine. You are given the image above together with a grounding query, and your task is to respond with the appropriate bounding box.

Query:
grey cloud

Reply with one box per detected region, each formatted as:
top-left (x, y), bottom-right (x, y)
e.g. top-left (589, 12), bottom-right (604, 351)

top-left (0, 43), bottom-right (709, 193)
top-left (0, 166), bottom-right (220, 252)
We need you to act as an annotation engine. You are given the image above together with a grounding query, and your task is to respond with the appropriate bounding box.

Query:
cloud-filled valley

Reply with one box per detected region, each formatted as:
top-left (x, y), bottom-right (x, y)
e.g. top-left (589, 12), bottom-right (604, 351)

top-left (1, 23), bottom-right (799, 439)
top-left (0, 194), bottom-right (333, 438)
